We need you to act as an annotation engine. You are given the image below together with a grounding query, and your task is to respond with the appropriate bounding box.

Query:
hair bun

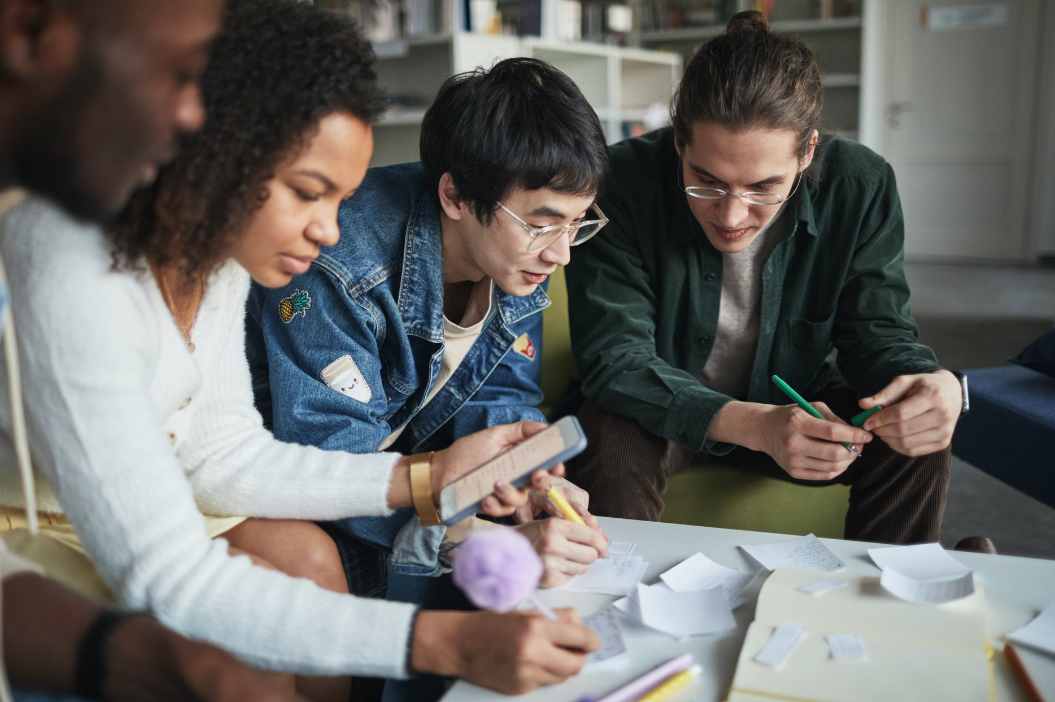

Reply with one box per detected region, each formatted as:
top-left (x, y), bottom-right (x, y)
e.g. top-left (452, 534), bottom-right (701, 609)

top-left (726, 10), bottom-right (769, 34)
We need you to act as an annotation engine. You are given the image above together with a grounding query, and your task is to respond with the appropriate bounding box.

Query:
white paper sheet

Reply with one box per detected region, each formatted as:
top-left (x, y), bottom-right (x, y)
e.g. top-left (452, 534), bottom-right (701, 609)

top-left (556, 555), bottom-right (648, 596)
top-left (613, 582), bottom-right (736, 638)
top-left (796, 577), bottom-right (847, 596)
top-left (1007, 602), bottom-right (1055, 657)
top-left (868, 543), bottom-right (974, 604)
top-left (583, 606), bottom-right (627, 664)
top-left (754, 623), bottom-right (806, 668)
top-left (659, 552), bottom-right (757, 606)
top-left (741, 534), bottom-right (845, 572)
top-left (607, 540), bottom-right (636, 556)
top-left (826, 634), bottom-right (867, 660)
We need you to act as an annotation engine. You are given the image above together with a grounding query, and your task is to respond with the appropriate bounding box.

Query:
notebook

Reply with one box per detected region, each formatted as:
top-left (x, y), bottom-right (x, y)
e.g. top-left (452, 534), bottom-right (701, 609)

top-left (726, 569), bottom-right (995, 702)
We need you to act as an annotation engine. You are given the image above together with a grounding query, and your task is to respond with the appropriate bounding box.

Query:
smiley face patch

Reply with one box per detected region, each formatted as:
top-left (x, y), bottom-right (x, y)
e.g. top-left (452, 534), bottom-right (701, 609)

top-left (321, 355), bottom-right (372, 403)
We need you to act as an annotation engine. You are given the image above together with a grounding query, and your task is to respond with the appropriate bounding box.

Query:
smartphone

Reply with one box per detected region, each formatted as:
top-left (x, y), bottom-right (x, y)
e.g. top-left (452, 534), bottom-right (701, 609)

top-left (438, 416), bottom-right (587, 525)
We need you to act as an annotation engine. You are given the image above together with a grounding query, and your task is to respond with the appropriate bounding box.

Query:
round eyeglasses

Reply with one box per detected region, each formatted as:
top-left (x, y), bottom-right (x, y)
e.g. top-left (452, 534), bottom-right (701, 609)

top-left (497, 202), bottom-right (608, 253)
top-left (678, 159), bottom-right (802, 207)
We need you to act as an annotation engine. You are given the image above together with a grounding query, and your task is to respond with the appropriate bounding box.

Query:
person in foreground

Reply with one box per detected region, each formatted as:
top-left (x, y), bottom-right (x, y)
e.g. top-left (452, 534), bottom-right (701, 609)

top-left (0, 1), bottom-right (596, 699)
top-left (0, 0), bottom-right (296, 700)
top-left (565, 11), bottom-right (965, 544)
top-left (246, 57), bottom-right (611, 588)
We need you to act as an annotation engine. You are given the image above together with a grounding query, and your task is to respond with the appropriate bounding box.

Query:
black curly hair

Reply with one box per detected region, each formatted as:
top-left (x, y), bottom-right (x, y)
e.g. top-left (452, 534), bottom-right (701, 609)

top-left (110, 0), bottom-right (387, 279)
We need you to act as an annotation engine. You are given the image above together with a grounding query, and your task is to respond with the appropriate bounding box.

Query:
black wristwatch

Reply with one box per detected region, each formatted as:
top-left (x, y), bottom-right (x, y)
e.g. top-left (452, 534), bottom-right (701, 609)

top-left (949, 370), bottom-right (970, 416)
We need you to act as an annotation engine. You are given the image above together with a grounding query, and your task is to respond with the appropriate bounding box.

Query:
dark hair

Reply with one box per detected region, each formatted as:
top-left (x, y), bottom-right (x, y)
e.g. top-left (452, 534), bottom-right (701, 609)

top-left (671, 10), bottom-right (822, 158)
top-left (109, 0), bottom-right (387, 279)
top-left (419, 57), bottom-right (610, 226)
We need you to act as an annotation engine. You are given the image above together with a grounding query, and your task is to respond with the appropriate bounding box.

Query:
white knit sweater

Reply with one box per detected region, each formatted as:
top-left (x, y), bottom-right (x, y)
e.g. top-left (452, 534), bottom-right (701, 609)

top-left (0, 198), bottom-right (418, 678)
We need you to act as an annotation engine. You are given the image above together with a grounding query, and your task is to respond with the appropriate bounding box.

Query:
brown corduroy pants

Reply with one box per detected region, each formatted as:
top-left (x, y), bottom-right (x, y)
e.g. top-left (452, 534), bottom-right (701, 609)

top-left (567, 384), bottom-right (951, 545)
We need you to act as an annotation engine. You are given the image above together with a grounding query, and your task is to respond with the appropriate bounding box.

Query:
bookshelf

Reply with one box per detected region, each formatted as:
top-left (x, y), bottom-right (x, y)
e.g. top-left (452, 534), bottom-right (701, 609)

top-left (636, 4), bottom-right (866, 139)
top-left (370, 33), bottom-right (682, 167)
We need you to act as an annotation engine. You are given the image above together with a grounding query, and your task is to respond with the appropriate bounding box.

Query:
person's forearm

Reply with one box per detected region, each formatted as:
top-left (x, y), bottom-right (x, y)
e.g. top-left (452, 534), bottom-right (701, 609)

top-left (706, 400), bottom-right (771, 451)
top-left (2, 573), bottom-right (97, 693)
top-left (409, 611), bottom-right (466, 677)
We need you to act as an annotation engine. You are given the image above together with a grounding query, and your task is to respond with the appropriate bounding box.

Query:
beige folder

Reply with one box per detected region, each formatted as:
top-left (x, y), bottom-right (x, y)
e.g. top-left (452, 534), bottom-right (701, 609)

top-left (726, 569), bottom-right (995, 702)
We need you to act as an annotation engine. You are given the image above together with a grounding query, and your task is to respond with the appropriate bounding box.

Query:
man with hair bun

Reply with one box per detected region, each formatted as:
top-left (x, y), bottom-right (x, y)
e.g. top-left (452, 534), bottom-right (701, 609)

top-left (565, 11), bottom-right (963, 545)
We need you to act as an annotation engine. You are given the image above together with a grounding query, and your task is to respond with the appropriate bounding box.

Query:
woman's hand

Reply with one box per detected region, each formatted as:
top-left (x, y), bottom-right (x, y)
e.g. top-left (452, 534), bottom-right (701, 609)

top-left (411, 609), bottom-right (597, 695)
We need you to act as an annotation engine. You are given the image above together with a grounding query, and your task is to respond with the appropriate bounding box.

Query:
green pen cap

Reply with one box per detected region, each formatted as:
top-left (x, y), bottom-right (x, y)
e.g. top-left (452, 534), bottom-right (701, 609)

top-left (851, 405), bottom-right (882, 427)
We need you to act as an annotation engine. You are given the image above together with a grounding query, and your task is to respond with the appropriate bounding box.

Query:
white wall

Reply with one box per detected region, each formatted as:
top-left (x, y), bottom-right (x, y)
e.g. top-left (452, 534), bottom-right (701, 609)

top-left (1031, 2), bottom-right (1055, 256)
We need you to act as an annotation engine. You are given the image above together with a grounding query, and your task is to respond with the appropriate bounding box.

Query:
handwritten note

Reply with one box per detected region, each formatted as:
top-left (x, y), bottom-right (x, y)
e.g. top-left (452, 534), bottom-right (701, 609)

top-left (659, 552), bottom-right (757, 607)
top-left (583, 606), bottom-right (627, 664)
top-left (607, 541), bottom-right (636, 556)
top-left (826, 634), bottom-right (867, 660)
top-left (1007, 602), bottom-right (1055, 657)
top-left (741, 534), bottom-right (845, 572)
top-left (557, 555), bottom-right (648, 596)
top-left (754, 623), bottom-right (806, 668)
top-left (868, 543), bottom-right (974, 604)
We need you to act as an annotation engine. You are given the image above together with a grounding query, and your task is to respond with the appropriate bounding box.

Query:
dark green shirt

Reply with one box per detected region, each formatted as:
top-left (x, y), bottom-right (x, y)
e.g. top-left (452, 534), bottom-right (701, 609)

top-left (566, 127), bottom-right (940, 455)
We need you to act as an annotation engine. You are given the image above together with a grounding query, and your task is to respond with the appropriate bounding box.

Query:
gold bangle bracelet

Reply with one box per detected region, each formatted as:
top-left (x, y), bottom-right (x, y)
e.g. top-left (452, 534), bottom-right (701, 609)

top-left (410, 452), bottom-right (441, 527)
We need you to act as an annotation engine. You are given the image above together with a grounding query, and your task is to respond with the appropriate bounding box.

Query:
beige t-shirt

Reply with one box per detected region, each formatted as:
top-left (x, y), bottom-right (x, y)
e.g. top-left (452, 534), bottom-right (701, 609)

top-left (378, 278), bottom-right (496, 450)
top-left (698, 209), bottom-right (787, 400)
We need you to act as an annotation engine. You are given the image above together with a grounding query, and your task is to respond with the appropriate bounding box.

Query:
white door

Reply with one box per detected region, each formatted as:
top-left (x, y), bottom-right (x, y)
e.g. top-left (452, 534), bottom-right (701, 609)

top-left (875, 0), bottom-right (1041, 261)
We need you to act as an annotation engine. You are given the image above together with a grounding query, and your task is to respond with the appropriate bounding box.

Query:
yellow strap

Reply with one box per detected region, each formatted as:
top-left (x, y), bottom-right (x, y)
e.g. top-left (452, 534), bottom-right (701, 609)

top-left (410, 452), bottom-right (441, 527)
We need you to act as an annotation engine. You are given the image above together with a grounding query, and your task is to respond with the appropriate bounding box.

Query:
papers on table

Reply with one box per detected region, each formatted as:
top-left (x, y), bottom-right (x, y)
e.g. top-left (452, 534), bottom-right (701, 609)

top-left (754, 623), bottom-right (806, 668)
top-left (607, 540), bottom-right (636, 556)
top-left (614, 582), bottom-right (737, 638)
top-left (583, 606), bottom-right (627, 664)
top-left (868, 543), bottom-right (974, 604)
top-left (557, 555), bottom-right (648, 596)
top-left (1007, 602), bottom-right (1055, 657)
top-left (741, 534), bottom-right (845, 572)
top-left (796, 577), bottom-right (847, 596)
top-left (826, 634), bottom-right (867, 660)
top-left (659, 552), bottom-right (758, 607)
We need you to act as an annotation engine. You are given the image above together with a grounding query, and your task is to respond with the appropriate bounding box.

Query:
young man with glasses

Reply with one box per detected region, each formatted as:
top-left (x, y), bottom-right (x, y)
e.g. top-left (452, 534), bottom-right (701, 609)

top-left (246, 58), bottom-right (612, 587)
top-left (563, 13), bottom-right (964, 545)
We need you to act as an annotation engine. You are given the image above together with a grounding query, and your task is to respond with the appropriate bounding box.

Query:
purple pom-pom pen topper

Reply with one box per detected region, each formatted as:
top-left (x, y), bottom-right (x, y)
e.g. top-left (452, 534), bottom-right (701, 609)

top-left (452, 527), bottom-right (559, 619)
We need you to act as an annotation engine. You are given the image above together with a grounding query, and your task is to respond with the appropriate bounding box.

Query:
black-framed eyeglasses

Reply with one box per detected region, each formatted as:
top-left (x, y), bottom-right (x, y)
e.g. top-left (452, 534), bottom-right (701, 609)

top-left (678, 159), bottom-right (802, 206)
top-left (497, 202), bottom-right (609, 253)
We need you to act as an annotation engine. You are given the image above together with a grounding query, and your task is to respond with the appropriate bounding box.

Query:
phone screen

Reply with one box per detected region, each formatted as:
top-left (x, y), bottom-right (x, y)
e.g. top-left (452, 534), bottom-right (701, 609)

top-left (451, 423), bottom-right (567, 513)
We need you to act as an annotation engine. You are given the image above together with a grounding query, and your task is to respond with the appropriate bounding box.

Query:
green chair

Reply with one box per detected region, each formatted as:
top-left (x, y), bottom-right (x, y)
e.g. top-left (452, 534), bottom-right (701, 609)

top-left (541, 266), bottom-right (849, 538)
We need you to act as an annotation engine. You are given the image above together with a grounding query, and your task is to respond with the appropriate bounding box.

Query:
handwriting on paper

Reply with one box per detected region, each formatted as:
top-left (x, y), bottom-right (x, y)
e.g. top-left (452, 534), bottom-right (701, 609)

top-left (583, 606), bottom-right (627, 664)
top-left (741, 534), bottom-right (845, 572)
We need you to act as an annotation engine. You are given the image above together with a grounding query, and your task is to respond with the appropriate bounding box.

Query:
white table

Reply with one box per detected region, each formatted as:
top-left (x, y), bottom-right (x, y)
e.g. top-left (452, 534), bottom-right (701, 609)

top-left (443, 517), bottom-right (1055, 702)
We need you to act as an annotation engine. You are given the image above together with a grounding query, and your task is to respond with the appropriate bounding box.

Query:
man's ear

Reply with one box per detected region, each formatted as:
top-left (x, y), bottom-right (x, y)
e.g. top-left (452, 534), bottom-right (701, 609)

top-left (800, 129), bottom-right (820, 170)
top-left (437, 172), bottom-right (467, 221)
top-left (0, 0), bottom-right (79, 83)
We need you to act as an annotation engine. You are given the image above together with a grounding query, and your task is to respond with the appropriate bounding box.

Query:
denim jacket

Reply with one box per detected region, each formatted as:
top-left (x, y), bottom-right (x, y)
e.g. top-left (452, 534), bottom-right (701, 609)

top-left (245, 162), bottom-right (549, 575)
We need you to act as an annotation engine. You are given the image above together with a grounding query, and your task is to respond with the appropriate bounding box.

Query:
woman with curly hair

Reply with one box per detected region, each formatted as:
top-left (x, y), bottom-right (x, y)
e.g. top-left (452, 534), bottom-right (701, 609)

top-left (0, 0), bottom-right (597, 699)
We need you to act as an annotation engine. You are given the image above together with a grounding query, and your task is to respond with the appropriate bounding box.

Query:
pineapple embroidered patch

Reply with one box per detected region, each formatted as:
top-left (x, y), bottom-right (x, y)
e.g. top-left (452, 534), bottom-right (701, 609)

top-left (512, 333), bottom-right (536, 361)
top-left (320, 355), bottom-right (372, 403)
top-left (278, 289), bottom-right (311, 323)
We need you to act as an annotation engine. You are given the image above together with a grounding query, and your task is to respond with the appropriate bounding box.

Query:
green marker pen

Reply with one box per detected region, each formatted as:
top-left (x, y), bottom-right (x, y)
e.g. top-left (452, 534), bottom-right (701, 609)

top-left (771, 375), bottom-right (860, 455)
top-left (851, 405), bottom-right (882, 428)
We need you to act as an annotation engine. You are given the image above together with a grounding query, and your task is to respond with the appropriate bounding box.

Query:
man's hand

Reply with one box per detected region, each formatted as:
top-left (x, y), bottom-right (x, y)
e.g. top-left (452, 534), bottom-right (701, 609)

top-left (858, 371), bottom-right (962, 456)
top-left (755, 402), bottom-right (873, 481)
top-left (512, 519), bottom-right (609, 587)
top-left (411, 609), bottom-right (597, 696)
top-left (432, 421), bottom-right (563, 516)
top-left (513, 478), bottom-right (605, 534)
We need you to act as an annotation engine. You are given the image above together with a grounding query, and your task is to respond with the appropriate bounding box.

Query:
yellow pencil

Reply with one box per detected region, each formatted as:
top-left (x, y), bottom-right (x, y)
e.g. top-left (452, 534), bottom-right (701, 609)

top-left (633, 665), bottom-right (701, 702)
top-left (546, 485), bottom-right (586, 524)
